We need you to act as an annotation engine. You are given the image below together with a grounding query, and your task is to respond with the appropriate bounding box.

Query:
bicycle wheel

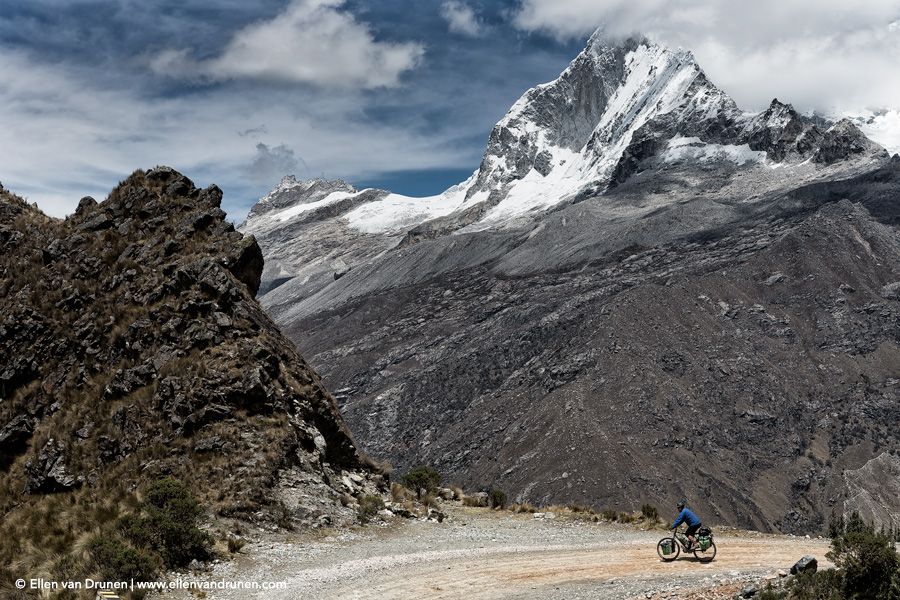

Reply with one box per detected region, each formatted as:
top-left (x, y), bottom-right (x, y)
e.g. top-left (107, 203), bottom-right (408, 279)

top-left (657, 537), bottom-right (680, 561)
top-left (694, 540), bottom-right (716, 563)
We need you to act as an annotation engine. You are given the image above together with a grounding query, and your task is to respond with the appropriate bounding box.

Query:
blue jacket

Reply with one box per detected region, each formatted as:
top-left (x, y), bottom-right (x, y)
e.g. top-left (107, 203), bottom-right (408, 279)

top-left (672, 507), bottom-right (701, 529)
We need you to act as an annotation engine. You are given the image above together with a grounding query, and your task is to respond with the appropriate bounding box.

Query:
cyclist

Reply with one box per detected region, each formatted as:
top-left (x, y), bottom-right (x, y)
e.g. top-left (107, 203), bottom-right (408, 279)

top-left (671, 500), bottom-right (702, 549)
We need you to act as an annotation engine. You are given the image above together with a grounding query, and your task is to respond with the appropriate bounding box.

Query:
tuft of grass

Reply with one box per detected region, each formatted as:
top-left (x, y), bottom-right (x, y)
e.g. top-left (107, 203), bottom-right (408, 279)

top-left (357, 495), bottom-right (385, 524)
top-left (462, 495), bottom-right (486, 507)
top-left (391, 482), bottom-right (414, 503)
top-left (601, 508), bottom-right (619, 521)
top-left (489, 489), bottom-right (507, 510)
top-left (641, 504), bottom-right (659, 522)
top-left (226, 537), bottom-right (245, 554)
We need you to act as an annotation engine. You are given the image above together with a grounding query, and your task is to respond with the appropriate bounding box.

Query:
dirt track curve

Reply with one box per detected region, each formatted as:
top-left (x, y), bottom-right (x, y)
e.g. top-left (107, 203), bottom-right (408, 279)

top-left (171, 506), bottom-right (831, 600)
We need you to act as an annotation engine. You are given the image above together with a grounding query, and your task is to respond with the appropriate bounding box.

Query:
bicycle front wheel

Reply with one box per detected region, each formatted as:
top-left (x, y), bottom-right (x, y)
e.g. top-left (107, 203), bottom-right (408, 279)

top-left (657, 537), bottom-right (680, 561)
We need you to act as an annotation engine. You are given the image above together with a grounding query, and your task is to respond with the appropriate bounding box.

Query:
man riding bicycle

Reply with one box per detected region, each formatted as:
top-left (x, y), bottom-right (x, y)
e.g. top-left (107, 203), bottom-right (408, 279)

top-left (671, 500), bottom-right (702, 550)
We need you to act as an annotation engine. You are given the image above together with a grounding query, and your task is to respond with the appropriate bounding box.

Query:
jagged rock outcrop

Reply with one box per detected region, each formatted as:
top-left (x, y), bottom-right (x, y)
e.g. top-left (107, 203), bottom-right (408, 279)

top-left (0, 169), bottom-right (379, 567)
top-left (841, 453), bottom-right (900, 532)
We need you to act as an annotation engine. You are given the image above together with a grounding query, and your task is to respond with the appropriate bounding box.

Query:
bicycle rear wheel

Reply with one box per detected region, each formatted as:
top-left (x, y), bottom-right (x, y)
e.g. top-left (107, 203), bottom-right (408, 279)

top-left (693, 540), bottom-right (716, 563)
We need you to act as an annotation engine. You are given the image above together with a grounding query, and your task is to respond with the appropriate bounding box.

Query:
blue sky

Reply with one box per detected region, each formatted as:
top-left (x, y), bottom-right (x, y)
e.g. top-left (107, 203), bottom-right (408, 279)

top-left (1, 0), bottom-right (898, 220)
top-left (0, 0), bottom-right (584, 219)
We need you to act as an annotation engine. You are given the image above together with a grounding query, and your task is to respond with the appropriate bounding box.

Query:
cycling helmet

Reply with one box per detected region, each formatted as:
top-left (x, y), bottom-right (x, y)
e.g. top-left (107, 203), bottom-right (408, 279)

top-left (676, 499), bottom-right (686, 509)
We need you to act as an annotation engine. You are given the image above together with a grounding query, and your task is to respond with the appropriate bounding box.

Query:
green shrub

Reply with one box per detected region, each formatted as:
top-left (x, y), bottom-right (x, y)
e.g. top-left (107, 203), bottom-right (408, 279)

top-left (789, 569), bottom-right (844, 600)
top-left (357, 495), bottom-right (385, 523)
top-left (601, 509), bottom-right (618, 521)
top-left (829, 526), bottom-right (900, 599)
top-left (791, 513), bottom-right (900, 600)
top-left (758, 585), bottom-right (787, 600)
top-left (119, 477), bottom-right (212, 568)
top-left (827, 509), bottom-right (845, 539)
top-left (87, 535), bottom-right (160, 583)
top-left (641, 504), bottom-right (659, 521)
top-left (401, 466), bottom-right (442, 498)
top-left (489, 489), bottom-right (507, 510)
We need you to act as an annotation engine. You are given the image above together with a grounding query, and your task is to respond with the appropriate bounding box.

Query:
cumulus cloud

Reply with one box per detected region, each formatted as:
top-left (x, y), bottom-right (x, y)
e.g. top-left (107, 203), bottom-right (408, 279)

top-left (441, 1), bottom-right (485, 37)
top-left (151, 0), bottom-right (425, 88)
top-left (248, 143), bottom-right (304, 183)
top-left (512, 0), bottom-right (900, 113)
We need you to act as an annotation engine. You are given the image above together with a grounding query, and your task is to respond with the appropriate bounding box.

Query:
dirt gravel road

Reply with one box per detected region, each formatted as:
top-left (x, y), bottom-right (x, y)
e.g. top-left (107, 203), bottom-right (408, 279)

top-left (169, 506), bottom-right (831, 600)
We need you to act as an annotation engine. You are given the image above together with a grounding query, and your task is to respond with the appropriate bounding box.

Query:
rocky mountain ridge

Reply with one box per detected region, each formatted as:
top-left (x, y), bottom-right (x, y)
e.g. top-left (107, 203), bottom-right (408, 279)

top-left (0, 168), bottom-right (379, 577)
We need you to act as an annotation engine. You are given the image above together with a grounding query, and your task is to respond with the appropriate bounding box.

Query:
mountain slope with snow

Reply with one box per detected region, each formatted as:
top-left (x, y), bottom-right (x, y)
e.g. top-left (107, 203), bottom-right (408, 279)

top-left (846, 109), bottom-right (900, 155)
top-left (241, 34), bottom-right (887, 303)
top-left (240, 32), bottom-right (900, 534)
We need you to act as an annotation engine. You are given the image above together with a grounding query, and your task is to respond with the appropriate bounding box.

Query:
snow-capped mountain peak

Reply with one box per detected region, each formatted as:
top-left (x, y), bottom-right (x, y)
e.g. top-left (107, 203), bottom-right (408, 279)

top-left (247, 176), bottom-right (359, 222)
top-left (241, 32), bottom-right (889, 303)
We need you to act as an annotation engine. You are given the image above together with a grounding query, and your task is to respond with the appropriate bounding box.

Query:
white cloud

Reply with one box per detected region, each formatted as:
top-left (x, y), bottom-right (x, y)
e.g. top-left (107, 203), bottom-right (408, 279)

top-left (512, 0), bottom-right (900, 113)
top-left (152, 0), bottom-right (425, 88)
top-left (0, 50), bottom-right (471, 220)
top-left (441, 1), bottom-right (485, 37)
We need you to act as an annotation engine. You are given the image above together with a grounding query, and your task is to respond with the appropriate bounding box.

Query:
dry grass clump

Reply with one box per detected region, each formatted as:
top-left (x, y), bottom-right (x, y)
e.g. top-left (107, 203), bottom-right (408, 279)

top-left (391, 482), bottom-right (415, 503)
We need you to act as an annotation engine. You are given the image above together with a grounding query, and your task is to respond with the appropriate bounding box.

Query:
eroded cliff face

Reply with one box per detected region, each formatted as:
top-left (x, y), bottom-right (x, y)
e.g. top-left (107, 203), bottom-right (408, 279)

top-left (0, 167), bottom-right (380, 571)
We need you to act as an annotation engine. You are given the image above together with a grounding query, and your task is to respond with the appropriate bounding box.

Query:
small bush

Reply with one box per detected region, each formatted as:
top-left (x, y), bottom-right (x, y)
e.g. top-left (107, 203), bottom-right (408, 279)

top-left (601, 509), bottom-right (619, 521)
top-left (357, 495), bottom-right (385, 523)
top-left (790, 512), bottom-right (900, 600)
top-left (829, 526), bottom-right (900, 599)
top-left (119, 477), bottom-right (212, 569)
top-left (88, 535), bottom-right (160, 583)
top-left (510, 502), bottom-right (537, 513)
top-left (789, 569), bottom-right (844, 600)
top-left (401, 466), bottom-right (442, 498)
top-left (489, 489), bottom-right (507, 510)
top-left (641, 504), bottom-right (659, 521)
top-left (757, 585), bottom-right (787, 600)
